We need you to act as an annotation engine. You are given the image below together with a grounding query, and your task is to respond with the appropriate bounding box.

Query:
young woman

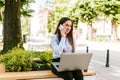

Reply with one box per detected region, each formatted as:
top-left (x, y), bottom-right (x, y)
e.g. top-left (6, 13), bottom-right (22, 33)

top-left (50, 17), bottom-right (83, 80)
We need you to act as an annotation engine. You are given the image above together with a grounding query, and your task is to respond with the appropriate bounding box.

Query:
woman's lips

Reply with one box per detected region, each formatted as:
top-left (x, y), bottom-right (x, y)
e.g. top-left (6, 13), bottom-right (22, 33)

top-left (65, 29), bottom-right (70, 33)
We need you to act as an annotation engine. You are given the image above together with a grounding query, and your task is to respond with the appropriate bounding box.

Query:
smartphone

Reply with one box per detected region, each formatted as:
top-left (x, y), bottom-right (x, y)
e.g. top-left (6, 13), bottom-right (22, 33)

top-left (59, 24), bottom-right (63, 30)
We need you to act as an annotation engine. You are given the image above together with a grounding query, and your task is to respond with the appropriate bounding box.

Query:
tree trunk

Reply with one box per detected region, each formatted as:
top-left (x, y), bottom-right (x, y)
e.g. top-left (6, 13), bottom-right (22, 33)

top-left (87, 24), bottom-right (93, 41)
top-left (111, 20), bottom-right (118, 42)
top-left (3, 0), bottom-right (22, 52)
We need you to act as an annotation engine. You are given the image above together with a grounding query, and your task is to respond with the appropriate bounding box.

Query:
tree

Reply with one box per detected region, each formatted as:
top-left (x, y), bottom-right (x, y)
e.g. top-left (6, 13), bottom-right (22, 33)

top-left (68, 0), bottom-right (98, 40)
top-left (1, 0), bottom-right (34, 53)
top-left (97, 0), bottom-right (120, 41)
top-left (68, 0), bottom-right (81, 28)
top-left (79, 1), bottom-right (98, 40)
top-left (3, 0), bottom-right (22, 53)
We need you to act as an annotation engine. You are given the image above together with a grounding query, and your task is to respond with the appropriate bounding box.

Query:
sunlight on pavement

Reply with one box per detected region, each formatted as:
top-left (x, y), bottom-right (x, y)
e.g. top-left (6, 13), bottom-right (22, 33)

top-left (110, 70), bottom-right (120, 77)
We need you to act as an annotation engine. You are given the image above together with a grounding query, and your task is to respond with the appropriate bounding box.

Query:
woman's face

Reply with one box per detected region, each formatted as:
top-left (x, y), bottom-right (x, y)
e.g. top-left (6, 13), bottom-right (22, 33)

top-left (62, 20), bottom-right (72, 34)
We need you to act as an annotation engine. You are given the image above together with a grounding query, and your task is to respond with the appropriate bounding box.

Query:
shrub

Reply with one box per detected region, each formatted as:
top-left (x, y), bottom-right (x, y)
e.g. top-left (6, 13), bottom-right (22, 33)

top-left (0, 48), bottom-right (53, 72)
top-left (32, 50), bottom-right (53, 70)
top-left (0, 48), bottom-right (33, 72)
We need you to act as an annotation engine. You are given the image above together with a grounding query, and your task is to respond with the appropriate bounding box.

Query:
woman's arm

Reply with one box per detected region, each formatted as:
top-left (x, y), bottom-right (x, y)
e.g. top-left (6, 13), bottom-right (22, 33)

top-left (51, 35), bottom-right (66, 58)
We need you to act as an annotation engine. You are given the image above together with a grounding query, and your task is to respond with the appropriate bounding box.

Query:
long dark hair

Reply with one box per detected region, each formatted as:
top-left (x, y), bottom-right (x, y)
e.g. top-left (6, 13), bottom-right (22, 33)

top-left (55, 17), bottom-right (75, 52)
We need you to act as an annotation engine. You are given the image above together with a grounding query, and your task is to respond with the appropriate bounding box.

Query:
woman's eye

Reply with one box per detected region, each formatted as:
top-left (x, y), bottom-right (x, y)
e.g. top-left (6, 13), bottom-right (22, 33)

top-left (66, 24), bottom-right (71, 27)
top-left (66, 24), bottom-right (69, 27)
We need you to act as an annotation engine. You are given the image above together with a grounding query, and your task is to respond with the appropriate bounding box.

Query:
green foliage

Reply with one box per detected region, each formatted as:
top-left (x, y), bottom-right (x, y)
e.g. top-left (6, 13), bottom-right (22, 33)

top-left (21, 16), bottom-right (30, 34)
top-left (0, 48), bottom-right (33, 72)
top-left (0, 0), bottom-right (4, 7)
top-left (0, 0), bottom-right (35, 22)
top-left (33, 50), bottom-right (53, 70)
top-left (0, 0), bottom-right (4, 21)
top-left (96, 0), bottom-right (120, 21)
top-left (79, 1), bottom-right (98, 25)
top-left (68, 0), bottom-right (80, 28)
top-left (48, 0), bottom-right (71, 33)
top-left (0, 49), bottom-right (53, 72)
top-left (39, 50), bottom-right (53, 66)
top-left (20, 0), bottom-right (35, 17)
top-left (48, 12), bottom-right (54, 33)
top-left (32, 62), bottom-right (48, 70)
top-left (97, 35), bottom-right (109, 42)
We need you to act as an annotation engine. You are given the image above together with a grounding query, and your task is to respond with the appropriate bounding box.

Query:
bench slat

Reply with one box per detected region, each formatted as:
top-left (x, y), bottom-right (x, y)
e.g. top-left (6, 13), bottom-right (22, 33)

top-left (0, 70), bottom-right (96, 80)
top-left (83, 71), bottom-right (96, 76)
top-left (0, 70), bottom-right (57, 79)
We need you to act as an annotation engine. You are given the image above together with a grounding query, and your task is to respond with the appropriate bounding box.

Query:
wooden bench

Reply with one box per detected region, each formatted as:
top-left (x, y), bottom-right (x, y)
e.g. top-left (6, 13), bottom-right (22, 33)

top-left (0, 70), bottom-right (96, 80)
top-left (0, 62), bottom-right (96, 80)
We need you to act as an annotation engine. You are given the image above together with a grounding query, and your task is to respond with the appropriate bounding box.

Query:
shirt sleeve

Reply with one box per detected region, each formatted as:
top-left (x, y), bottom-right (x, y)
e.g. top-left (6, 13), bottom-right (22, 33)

top-left (51, 35), bottom-right (66, 58)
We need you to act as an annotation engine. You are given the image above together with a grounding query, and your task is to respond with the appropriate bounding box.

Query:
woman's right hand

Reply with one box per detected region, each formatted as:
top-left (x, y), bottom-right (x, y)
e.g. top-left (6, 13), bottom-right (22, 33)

top-left (60, 27), bottom-right (67, 37)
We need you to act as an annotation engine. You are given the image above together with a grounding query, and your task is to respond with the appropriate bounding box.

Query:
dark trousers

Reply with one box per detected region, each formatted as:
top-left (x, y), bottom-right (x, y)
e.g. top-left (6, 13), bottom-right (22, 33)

top-left (51, 58), bottom-right (84, 80)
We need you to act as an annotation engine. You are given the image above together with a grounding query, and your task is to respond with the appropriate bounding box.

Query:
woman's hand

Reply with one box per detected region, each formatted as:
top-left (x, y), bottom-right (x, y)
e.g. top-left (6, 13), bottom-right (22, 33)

top-left (60, 27), bottom-right (67, 37)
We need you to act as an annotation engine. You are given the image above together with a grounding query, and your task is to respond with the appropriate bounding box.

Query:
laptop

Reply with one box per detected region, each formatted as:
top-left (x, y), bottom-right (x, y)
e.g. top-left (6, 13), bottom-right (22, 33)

top-left (52, 53), bottom-right (92, 72)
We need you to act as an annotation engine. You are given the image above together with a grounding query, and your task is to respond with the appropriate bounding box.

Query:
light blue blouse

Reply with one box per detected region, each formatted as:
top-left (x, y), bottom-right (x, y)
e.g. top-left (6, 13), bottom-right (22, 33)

top-left (51, 34), bottom-right (76, 59)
